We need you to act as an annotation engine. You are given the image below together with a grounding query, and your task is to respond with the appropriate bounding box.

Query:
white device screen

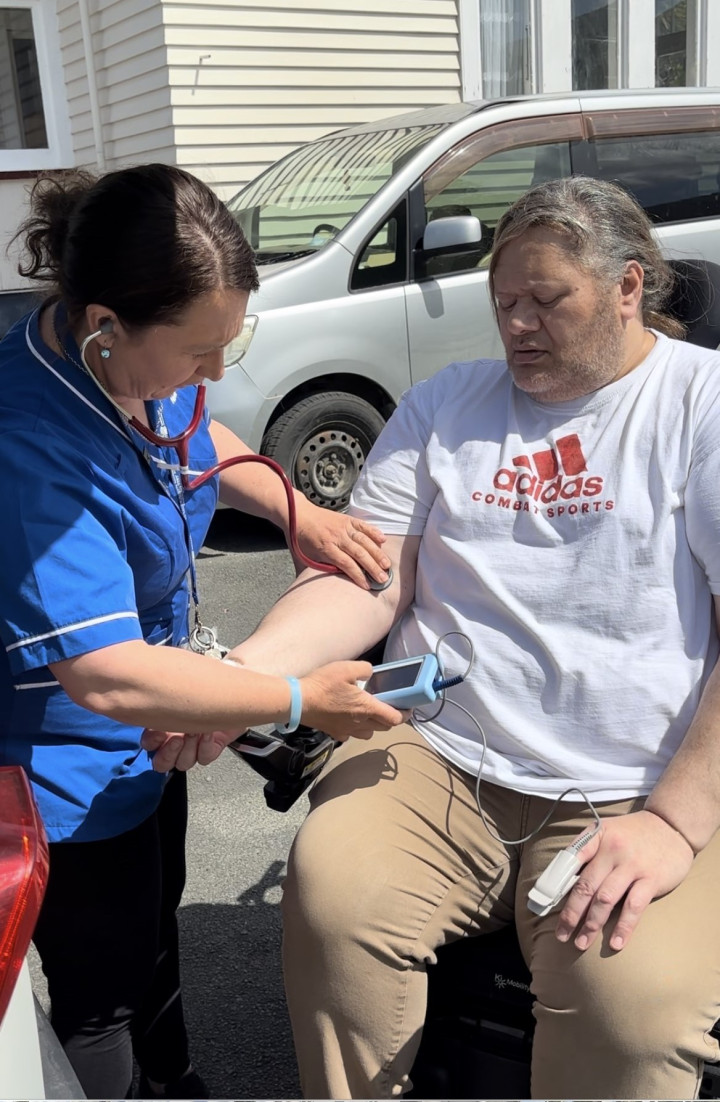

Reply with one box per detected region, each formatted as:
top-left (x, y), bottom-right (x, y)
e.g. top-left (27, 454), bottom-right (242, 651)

top-left (364, 660), bottom-right (423, 695)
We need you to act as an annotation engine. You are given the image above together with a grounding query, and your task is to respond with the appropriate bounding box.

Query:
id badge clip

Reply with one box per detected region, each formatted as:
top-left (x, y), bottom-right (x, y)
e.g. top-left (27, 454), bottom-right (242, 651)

top-left (183, 623), bottom-right (228, 660)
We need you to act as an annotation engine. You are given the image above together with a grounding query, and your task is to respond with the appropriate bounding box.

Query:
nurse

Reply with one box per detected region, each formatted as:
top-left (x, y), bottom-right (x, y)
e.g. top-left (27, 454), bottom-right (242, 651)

top-left (0, 163), bottom-right (404, 1100)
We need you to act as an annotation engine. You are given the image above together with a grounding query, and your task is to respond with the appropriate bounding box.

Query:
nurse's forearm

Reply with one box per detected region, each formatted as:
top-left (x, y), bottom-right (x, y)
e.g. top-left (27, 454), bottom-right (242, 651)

top-left (51, 640), bottom-right (296, 732)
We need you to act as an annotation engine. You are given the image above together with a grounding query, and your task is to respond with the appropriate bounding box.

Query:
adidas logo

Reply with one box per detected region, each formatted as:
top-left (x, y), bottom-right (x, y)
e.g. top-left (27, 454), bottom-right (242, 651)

top-left (471, 433), bottom-right (614, 516)
top-left (494, 433), bottom-right (603, 503)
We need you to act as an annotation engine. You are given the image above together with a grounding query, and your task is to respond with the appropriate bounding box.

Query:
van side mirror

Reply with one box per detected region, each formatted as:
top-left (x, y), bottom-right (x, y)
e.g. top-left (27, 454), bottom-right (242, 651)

top-left (422, 214), bottom-right (484, 254)
top-left (414, 215), bottom-right (488, 280)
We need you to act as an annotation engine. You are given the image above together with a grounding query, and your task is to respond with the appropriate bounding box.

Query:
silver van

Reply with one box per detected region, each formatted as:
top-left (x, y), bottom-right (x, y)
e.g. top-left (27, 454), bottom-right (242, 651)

top-left (210, 88), bottom-right (720, 509)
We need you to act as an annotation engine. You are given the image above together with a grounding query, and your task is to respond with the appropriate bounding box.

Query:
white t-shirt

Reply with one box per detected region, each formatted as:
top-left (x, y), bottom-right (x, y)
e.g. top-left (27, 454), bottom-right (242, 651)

top-left (351, 334), bottom-right (720, 800)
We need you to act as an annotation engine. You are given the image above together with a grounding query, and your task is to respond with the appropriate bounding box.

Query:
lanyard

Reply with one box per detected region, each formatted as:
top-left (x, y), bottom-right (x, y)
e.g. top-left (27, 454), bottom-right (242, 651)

top-left (146, 398), bottom-right (208, 648)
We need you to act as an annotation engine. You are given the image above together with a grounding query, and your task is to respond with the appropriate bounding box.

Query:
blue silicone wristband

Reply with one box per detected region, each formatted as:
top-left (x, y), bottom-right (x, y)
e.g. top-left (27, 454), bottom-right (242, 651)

top-left (275, 676), bottom-right (302, 734)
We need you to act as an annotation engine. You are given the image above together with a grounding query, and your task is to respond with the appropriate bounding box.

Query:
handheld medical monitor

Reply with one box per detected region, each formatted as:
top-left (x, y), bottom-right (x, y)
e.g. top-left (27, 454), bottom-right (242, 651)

top-left (360, 654), bottom-right (439, 709)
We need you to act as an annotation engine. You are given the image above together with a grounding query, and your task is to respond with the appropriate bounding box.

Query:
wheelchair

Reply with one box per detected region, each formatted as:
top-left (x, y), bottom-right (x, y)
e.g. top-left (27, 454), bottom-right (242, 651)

top-left (407, 924), bottom-right (720, 1099)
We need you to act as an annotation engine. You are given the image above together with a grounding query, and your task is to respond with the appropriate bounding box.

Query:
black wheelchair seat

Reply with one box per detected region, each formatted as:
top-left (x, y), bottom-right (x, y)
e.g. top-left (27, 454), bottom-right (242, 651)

top-left (408, 925), bottom-right (535, 1098)
top-left (408, 924), bottom-right (720, 1099)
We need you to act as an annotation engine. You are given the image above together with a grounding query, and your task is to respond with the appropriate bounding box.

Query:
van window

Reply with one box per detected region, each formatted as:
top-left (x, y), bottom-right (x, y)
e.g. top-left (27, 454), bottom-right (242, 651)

top-left (421, 141), bottom-right (572, 276)
top-left (228, 125), bottom-right (442, 264)
top-left (585, 131), bottom-right (720, 223)
top-left (351, 201), bottom-right (408, 291)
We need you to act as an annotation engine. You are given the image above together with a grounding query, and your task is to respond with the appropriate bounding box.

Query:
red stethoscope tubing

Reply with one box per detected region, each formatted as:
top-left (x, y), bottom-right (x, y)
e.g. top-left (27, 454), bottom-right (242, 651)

top-left (128, 382), bottom-right (206, 452)
top-left (128, 384), bottom-right (339, 576)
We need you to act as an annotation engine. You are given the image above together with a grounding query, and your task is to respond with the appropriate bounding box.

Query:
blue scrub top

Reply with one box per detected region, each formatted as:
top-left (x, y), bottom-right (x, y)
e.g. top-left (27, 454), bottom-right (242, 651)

top-left (0, 309), bottom-right (220, 842)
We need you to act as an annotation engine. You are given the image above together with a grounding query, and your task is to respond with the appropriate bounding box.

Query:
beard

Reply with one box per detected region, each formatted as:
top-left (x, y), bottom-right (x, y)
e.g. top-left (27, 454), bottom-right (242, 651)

top-left (507, 299), bottom-right (627, 404)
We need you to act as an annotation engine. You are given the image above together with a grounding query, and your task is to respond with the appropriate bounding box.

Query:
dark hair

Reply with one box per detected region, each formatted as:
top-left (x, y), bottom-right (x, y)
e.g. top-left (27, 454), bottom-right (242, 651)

top-left (488, 174), bottom-right (684, 339)
top-left (14, 164), bottom-right (259, 327)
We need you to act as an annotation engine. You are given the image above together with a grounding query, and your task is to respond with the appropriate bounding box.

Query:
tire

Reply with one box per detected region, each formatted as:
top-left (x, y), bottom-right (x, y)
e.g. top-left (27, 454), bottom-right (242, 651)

top-left (261, 391), bottom-right (387, 510)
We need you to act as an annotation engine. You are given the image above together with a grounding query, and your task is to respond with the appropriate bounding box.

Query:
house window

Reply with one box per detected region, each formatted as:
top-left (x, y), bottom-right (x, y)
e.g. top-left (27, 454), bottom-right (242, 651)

top-left (572, 0), bottom-right (619, 89)
top-left (479, 0), bottom-right (533, 98)
top-left (0, 7), bottom-right (48, 150)
top-left (655, 0), bottom-right (698, 86)
top-left (0, 1), bottom-right (71, 171)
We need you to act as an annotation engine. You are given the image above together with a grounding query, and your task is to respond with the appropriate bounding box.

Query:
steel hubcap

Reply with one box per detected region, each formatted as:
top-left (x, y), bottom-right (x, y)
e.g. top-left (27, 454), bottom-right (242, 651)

top-left (295, 429), bottom-right (365, 506)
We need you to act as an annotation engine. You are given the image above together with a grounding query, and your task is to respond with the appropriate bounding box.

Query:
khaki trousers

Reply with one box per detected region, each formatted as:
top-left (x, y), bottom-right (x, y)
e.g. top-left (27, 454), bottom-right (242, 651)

top-left (281, 724), bottom-right (720, 1099)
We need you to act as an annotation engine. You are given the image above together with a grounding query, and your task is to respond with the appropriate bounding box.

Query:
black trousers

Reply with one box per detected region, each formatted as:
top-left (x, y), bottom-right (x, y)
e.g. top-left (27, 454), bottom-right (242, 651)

top-left (32, 769), bottom-right (192, 1099)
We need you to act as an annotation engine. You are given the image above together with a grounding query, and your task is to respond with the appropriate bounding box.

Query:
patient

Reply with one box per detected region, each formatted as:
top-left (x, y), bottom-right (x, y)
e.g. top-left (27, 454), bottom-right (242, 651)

top-left (147, 175), bottom-right (720, 1100)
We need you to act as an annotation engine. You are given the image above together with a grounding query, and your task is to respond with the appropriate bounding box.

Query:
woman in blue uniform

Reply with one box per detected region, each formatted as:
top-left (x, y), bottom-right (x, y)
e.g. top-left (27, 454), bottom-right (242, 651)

top-left (0, 163), bottom-right (404, 1100)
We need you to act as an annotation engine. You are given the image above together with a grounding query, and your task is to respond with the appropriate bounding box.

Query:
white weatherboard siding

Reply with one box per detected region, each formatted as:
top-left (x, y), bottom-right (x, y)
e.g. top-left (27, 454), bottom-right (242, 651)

top-left (57, 0), bottom-right (174, 169)
top-left (0, 0), bottom-right (460, 294)
top-left (163, 0), bottom-right (461, 200)
top-left (1, 0), bottom-right (175, 294)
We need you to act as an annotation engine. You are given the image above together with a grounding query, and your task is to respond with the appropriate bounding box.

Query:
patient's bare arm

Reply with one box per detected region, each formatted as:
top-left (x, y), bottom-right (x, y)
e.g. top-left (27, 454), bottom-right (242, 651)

top-left (228, 534), bottom-right (419, 677)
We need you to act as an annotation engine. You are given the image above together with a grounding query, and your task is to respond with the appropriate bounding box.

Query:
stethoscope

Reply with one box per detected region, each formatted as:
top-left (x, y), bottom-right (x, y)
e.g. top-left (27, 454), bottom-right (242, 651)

top-left (54, 308), bottom-right (392, 592)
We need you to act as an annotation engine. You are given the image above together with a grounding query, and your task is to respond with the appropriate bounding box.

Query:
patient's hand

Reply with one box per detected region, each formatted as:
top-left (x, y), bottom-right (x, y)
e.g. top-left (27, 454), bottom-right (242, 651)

top-left (554, 809), bottom-right (695, 952)
top-left (142, 728), bottom-right (240, 772)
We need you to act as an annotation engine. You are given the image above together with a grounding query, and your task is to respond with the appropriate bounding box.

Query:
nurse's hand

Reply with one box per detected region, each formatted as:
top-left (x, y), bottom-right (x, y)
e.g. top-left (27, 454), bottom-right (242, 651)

top-left (142, 659), bottom-right (408, 771)
top-left (292, 499), bottom-right (391, 590)
top-left (299, 659), bottom-right (408, 737)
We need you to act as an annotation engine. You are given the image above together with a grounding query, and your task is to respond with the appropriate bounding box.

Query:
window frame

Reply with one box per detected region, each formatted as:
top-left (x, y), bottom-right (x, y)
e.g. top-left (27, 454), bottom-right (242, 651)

top-left (0, 0), bottom-right (72, 173)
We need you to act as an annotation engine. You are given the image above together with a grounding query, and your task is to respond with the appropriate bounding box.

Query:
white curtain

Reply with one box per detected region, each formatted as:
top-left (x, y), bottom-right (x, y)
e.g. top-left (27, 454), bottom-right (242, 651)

top-left (479, 0), bottom-right (531, 99)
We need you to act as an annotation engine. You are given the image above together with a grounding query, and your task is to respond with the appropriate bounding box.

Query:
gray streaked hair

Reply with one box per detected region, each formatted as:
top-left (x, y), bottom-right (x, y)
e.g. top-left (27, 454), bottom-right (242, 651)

top-left (488, 174), bottom-right (684, 339)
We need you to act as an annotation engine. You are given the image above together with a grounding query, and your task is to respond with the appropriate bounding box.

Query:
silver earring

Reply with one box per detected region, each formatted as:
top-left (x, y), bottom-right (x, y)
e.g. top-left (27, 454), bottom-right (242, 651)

top-left (100, 347), bottom-right (111, 359)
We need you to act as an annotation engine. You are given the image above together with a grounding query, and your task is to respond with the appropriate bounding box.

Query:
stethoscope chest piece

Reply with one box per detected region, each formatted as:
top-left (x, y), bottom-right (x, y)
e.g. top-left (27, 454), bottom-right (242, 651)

top-left (366, 567), bottom-right (394, 592)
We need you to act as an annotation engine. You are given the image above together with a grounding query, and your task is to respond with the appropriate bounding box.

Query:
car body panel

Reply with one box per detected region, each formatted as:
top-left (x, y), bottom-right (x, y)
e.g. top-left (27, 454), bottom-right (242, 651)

top-left (0, 956), bottom-right (83, 1100)
top-left (404, 267), bottom-right (503, 383)
top-left (0, 959), bottom-right (45, 1098)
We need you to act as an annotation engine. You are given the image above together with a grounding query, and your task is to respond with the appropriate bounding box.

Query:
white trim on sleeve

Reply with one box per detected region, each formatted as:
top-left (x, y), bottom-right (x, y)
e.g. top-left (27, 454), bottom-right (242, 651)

top-left (6, 611), bottom-right (140, 653)
top-left (14, 680), bottom-right (60, 690)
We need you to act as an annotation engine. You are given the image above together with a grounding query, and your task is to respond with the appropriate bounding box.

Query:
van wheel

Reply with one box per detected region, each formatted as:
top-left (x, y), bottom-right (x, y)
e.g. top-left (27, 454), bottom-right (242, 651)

top-left (262, 392), bottom-right (387, 511)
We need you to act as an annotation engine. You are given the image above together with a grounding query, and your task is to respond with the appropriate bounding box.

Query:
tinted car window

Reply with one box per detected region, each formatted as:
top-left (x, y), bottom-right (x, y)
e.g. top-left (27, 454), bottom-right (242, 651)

top-left (585, 130), bottom-right (720, 224)
top-left (421, 141), bottom-right (572, 277)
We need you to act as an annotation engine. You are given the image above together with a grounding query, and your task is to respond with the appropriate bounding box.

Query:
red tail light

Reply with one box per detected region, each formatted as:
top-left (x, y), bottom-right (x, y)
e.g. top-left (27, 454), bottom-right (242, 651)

top-left (0, 766), bottom-right (49, 1023)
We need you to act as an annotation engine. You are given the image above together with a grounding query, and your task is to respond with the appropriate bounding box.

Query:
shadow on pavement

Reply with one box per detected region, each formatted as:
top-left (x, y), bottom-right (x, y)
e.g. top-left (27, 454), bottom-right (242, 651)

top-left (178, 860), bottom-right (301, 1100)
top-left (199, 509), bottom-right (286, 556)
